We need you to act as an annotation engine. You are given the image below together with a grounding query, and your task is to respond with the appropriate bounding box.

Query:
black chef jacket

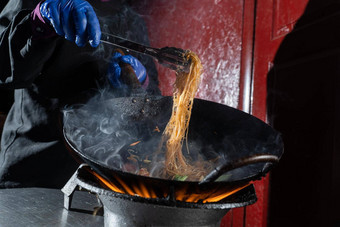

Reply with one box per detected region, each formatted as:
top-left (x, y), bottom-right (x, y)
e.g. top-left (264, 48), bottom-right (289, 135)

top-left (0, 0), bottom-right (159, 188)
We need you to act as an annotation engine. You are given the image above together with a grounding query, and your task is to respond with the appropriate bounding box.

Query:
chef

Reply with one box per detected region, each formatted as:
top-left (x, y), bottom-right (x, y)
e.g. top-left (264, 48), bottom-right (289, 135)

top-left (0, 0), bottom-right (159, 188)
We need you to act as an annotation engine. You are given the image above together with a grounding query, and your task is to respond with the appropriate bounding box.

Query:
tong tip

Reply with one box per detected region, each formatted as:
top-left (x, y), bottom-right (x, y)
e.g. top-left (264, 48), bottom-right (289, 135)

top-left (158, 47), bottom-right (192, 73)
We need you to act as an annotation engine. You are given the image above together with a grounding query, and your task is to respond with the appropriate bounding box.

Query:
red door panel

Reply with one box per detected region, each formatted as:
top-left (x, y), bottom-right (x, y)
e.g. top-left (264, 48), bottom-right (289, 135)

top-left (251, 1), bottom-right (307, 226)
top-left (253, 0), bottom-right (309, 121)
top-left (254, 0), bottom-right (340, 226)
top-left (272, 0), bottom-right (309, 39)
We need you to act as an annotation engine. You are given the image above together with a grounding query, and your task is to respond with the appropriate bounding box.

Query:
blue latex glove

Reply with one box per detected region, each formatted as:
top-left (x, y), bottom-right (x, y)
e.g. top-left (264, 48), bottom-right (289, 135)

top-left (107, 52), bottom-right (147, 88)
top-left (40, 0), bottom-right (101, 47)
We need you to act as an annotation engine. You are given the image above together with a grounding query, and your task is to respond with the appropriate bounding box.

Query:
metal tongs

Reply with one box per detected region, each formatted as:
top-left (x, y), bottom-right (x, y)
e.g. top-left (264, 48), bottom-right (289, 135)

top-left (101, 32), bottom-right (191, 73)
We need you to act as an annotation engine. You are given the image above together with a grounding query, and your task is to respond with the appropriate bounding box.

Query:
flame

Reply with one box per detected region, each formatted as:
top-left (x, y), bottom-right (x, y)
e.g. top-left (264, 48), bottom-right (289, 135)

top-left (90, 170), bottom-right (159, 199)
top-left (138, 181), bottom-right (157, 198)
top-left (203, 184), bottom-right (250, 203)
top-left (91, 171), bottom-right (125, 194)
top-left (174, 183), bottom-right (250, 203)
top-left (90, 169), bottom-right (250, 203)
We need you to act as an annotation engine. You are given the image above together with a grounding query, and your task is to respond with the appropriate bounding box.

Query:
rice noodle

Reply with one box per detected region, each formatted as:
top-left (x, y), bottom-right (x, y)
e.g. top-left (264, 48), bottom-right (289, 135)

top-left (162, 51), bottom-right (211, 181)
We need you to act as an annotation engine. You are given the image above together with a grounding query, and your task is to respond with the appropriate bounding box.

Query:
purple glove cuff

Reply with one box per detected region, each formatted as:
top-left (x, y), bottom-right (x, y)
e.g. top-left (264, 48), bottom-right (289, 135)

top-left (141, 74), bottom-right (149, 89)
top-left (30, 2), bottom-right (57, 40)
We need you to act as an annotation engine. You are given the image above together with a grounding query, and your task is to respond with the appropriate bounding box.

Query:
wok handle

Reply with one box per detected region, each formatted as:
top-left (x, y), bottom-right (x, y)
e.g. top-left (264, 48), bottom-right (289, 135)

top-left (199, 154), bottom-right (280, 184)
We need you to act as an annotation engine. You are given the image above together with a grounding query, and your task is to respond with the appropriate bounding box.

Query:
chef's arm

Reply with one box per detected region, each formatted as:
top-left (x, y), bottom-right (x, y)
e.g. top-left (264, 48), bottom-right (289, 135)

top-left (0, 0), bottom-right (102, 89)
top-left (0, 7), bottom-right (58, 89)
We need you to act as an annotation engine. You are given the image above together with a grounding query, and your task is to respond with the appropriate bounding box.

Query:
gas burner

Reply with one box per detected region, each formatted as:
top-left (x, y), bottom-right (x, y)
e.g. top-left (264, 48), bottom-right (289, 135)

top-left (62, 164), bottom-right (257, 227)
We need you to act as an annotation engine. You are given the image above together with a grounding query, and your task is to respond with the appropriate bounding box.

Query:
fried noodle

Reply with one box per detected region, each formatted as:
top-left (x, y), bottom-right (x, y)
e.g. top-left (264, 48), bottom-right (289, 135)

top-left (162, 51), bottom-right (211, 181)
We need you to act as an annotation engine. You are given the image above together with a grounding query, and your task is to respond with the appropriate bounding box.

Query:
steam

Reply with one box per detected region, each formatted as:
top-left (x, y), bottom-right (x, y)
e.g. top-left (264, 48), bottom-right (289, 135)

top-left (63, 88), bottom-right (166, 176)
top-left (63, 92), bottom-right (135, 170)
top-left (62, 87), bottom-right (220, 179)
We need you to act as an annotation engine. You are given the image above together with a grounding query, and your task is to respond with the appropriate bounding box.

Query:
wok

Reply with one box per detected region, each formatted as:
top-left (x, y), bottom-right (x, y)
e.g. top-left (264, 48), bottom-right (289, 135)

top-left (62, 95), bottom-right (283, 186)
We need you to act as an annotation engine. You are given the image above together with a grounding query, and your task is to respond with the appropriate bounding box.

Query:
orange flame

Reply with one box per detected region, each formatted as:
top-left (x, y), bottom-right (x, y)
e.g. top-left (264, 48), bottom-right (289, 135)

top-left (203, 184), bottom-right (250, 203)
top-left (90, 170), bottom-right (250, 203)
top-left (91, 170), bottom-right (159, 199)
top-left (91, 171), bottom-right (125, 194)
top-left (174, 183), bottom-right (250, 203)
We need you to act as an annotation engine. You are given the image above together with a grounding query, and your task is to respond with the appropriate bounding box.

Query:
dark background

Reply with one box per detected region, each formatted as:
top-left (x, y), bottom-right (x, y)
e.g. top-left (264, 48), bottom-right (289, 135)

top-left (267, 0), bottom-right (340, 226)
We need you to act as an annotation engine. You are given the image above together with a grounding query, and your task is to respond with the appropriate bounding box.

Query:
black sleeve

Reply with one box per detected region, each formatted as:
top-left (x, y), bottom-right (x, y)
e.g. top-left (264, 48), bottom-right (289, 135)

top-left (0, 10), bottom-right (58, 89)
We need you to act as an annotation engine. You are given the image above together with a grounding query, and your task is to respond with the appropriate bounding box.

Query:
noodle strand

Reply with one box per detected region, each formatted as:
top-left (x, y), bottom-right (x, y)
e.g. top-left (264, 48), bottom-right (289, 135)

top-left (162, 51), bottom-right (210, 181)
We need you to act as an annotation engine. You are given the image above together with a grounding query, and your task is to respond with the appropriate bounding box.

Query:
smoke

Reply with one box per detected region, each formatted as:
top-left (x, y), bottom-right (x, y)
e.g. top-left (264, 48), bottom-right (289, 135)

top-left (63, 88), bottom-right (166, 176)
top-left (62, 88), bottom-right (220, 179)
